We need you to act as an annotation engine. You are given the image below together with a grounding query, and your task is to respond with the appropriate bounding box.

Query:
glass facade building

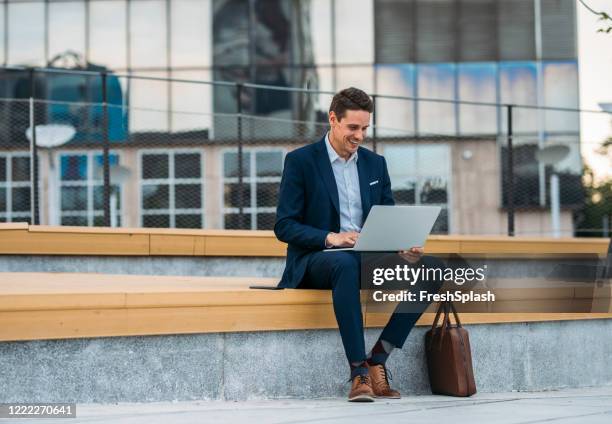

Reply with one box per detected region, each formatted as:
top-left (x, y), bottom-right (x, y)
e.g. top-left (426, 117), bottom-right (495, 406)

top-left (0, 0), bottom-right (582, 235)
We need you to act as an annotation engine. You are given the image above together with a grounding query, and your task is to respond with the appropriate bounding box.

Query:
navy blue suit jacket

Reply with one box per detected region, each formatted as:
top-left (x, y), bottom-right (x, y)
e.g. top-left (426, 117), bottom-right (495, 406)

top-left (274, 136), bottom-right (395, 288)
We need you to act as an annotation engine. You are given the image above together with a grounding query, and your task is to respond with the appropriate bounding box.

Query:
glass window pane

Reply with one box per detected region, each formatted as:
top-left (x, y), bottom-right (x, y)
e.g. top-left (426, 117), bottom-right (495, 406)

top-left (175, 184), bottom-right (201, 209)
top-left (255, 151), bottom-right (282, 177)
top-left (0, 187), bottom-right (6, 211)
top-left (213, 0), bottom-right (249, 66)
top-left (129, 71), bottom-right (169, 132)
top-left (62, 216), bottom-right (88, 226)
top-left (130, 0), bottom-right (167, 68)
top-left (12, 187), bottom-right (31, 212)
top-left (256, 212), bottom-right (275, 230)
top-left (143, 214), bottom-right (169, 228)
top-left (499, 62), bottom-right (538, 133)
top-left (254, 0), bottom-right (291, 66)
top-left (48, 1), bottom-right (86, 62)
top-left (89, 0), bottom-right (127, 69)
top-left (175, 214), bottom-right (202, 229)
top-left (0, 5), bottom-right (5, 65)
top-left (393, 183), bottom-right (417, 204)
top-left (543, 61), bottom-right (579, 134)
top-left (61, 186), bottom-right (88, 211)
top-left (420, 177), bottom-right (448, 204)
top-left (0, 157), bottom-right (6, 181)
top-left (142, 154), bottom-right (169, 179)
top-left (334, 0), bottom-right (374, 65)
top-left (171, 0), bottom-right (211, 67)
top-left (223, 152), bottom-right (250, 178)
top-left (310, 0), bottom-right (333, 65)
top-left (256, 182), bottom-right (279, 207)
top-left (94, 214), bottom-right (121, 227)
top-left (224, 213), bottom-right (251, 230)
top-left (142, 184), bottom-right (169, 209)
top-left (171, 70), bottom-right (213, 133)
top-left (224, 183), bottom-right (251, 208)
top-left (94, 185), bottom-right (120, 210)
top-left (375, 65), bottom-right (416, 136)
top-left (431, 207), bottom-right (448, 234)
top-left (417, 64), bottom-right (456, 135)
top-left (458, 63), bottom-right (498, 135)
top-left (336, 66), bottom-right (374, 96)
top-left (174, 153), bottom-right (201, 179)
top-left (61, 155), bottom-right (88, 181)
top-left (8, 2), bottom-right (45, 66)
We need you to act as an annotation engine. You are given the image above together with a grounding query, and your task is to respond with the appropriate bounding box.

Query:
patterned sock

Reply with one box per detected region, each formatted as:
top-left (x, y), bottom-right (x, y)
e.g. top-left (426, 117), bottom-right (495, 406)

top-left (366, 339), bottom-right (395, 366)
top-left (349, 360), bottom-right (369, 380)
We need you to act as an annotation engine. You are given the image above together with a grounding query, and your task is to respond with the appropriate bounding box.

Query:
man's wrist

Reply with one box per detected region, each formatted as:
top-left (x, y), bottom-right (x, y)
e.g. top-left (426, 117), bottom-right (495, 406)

top-left (325, 232), bottom-right (335, 248)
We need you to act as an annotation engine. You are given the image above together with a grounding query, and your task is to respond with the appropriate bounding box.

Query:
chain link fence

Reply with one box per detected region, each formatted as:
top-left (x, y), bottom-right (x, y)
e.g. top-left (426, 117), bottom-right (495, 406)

top-left (0, 67), bottom-right (610, 237)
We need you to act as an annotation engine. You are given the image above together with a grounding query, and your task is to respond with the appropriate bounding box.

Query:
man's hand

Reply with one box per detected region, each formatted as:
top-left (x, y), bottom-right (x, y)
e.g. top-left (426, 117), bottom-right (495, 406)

top-left (326, 231), bottom-right (359, 248)
top-left (398, 247), bottom-right (424, 264)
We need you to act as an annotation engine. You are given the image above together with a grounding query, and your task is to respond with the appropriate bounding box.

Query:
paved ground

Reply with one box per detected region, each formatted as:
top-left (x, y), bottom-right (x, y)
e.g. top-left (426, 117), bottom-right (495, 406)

top-left (4, 386), bottom-right (612, 424)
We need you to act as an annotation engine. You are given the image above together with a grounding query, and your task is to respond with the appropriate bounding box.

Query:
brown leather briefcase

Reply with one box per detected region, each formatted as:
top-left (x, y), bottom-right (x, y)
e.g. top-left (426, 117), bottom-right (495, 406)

top-left (425, 301), bottom-right (477, 397)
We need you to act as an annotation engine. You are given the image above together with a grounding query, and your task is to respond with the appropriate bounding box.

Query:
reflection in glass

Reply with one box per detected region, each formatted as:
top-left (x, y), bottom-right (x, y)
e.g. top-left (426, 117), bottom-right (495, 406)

top-left (142, 154), bottom-right (169, 179)
top-left (224, 152), bottom-right (250, 178)
top-left (48, 2), bottom-right (86, 61)
top-left (176, 214), bottom-right (202, 229)
top-left (61, 187), bottom-right (88, 211)
top-left (256, 212), bottom-right (276, 230)
top-left (224, 183), bottom-right (251, 208)
top-left (334, 0), bottom-right (374, 65)
top-left (62, 216), bottom-right (88, 226)
top-left (0, 188), bottom-right (6, 211)
top-left (499, 62), bottom-right (537, 134)
top-left (142, 184), bottom-right (170, 209)
top-left (375, 65), bottom-right (416, 137)
top-left (213, 0), bottom-right (249, 67)
top-left (171, 70), bottom-right (213, 133)
top-left (256, 182), bottom-right (280, 207)
top-left (0, 158), bottom-right (5, 182)
top-left (174, 153), bottom-right (201, 179)
top-left (12, 187), bottom-right (31, 212)
top-left (130, 0), bottom-right (167, 68)
top-left (255, 151), bottom-right (282, 177)
top-left (171, 0), bottom-right (211, 67)
top-left (143, 214), bottom-right (169, 228)
top-left (89, 0), bottom-right (127, 69)
top-left (458, 63), bottom-right (498, 135)
top-left (61, 155), bottom-right (87, 181)
top-left (8, 2), bottom-right (45, 65)
top-left (11, 157), bottom-right (30, 182)
top-left (224, 213), bottom-right (251, 229)
top-left (129, 71), bottom-right (169, 132)
top-left (417, 64), bottom-right (456, 136)
top-left (175, 184), bottom-right (202, 209)
top-left (543, 61), bottom-right (579, 134)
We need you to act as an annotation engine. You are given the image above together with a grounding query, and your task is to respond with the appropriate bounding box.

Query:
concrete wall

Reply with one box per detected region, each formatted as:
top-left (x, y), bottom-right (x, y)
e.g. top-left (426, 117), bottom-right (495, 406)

top-left (1, 320), bottom-right (611, 403)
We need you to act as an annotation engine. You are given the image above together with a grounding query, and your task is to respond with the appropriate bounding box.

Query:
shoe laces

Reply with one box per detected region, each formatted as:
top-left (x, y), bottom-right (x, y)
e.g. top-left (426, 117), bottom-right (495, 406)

top-left (375, 364), bottom-right (393, 387)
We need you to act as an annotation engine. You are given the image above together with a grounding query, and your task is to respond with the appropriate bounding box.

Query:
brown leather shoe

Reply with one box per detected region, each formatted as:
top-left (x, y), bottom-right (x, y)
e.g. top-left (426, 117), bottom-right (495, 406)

top-left (348, 374), bottom-right (375, 402)
top-left (368, 363), bottom-right (401, 399)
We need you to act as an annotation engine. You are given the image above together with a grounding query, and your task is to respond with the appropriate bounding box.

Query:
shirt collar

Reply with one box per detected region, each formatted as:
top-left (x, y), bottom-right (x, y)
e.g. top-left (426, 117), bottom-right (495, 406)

top-left (325, 132), bottom-right (358, 164)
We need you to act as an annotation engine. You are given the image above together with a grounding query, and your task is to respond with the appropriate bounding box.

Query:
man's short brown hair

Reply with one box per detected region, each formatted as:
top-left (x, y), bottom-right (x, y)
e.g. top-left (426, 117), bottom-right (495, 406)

top-left (329, 87), bottom-right (373, 121)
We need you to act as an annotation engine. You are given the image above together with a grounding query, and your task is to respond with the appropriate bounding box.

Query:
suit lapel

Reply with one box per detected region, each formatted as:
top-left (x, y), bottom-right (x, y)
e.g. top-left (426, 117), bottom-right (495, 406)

top-left (357, 150), bottom-right (372, 220)
top-left (315, 138), bottom-right (340, 215)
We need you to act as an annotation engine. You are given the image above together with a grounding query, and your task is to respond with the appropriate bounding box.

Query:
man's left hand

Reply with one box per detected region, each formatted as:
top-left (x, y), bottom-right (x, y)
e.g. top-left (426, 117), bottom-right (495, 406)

top-left (398, 247), bottom-right (424, 264)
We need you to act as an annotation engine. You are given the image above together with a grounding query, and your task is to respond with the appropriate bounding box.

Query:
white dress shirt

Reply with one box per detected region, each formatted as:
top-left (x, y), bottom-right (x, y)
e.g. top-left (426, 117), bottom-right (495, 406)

top-left (325, 132), bottom-right (363, 233)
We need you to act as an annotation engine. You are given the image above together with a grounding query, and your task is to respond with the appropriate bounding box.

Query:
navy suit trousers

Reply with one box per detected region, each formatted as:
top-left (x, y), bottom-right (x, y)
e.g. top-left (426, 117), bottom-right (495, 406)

top-left (299, 251), bottom-right (445, 364)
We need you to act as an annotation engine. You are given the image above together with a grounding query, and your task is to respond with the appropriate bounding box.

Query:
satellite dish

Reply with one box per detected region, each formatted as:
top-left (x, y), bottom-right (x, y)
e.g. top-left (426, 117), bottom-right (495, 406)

top-left (26, 124), bottom-right (76, 148)
top-left (535, 144), bottom-right (570, 166)
top-left (94, 164), bottom-right (132, 184)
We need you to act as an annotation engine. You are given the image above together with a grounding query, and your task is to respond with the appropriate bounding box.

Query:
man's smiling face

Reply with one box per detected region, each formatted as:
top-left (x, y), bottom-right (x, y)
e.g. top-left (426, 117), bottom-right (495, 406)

top-left (328, 109), bottom-right (371, 160)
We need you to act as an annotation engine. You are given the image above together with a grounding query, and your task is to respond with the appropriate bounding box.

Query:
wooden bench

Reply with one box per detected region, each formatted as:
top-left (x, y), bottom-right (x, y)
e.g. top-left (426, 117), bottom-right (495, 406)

top-left (1, 272), bottom-right (611, 342)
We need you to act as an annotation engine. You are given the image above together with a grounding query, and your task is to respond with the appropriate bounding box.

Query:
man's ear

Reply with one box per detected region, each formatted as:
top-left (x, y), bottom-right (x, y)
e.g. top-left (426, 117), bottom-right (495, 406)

top-left (328, 111), bottom-right (336, 127)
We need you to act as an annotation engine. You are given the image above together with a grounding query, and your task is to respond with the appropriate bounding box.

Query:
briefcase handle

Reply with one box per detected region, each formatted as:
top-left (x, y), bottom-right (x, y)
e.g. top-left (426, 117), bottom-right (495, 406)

top-left (428, 301), bottom-right (463, 351)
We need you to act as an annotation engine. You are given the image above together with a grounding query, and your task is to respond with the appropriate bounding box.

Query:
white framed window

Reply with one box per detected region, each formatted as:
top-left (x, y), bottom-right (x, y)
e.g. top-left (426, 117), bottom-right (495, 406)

top-left (57, 151), bottom-right (123, 227)
top-left (382, 143), bottom-right (451, 234)
top-left (139, 149), bottom-right (204, 228)
top-left (221, 148), bottom-right (284, 230)
top-left (0, 152), bottom-right (31, 223)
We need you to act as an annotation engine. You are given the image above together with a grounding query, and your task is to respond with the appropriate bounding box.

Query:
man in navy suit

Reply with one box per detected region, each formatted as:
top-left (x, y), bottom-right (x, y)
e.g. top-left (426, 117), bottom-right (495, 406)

top-left (274, 87), bottom-right (443, 402)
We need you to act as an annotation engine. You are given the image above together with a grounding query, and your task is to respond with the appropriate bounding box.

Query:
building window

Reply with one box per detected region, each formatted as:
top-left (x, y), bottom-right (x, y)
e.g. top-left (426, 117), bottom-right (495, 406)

top-left (140, 150), bottom-right (204, 228)
top-left (59, 152), bottom-right (122, 227)
top-left (0, 153), bottom-right (31, 223)
top-left (383, 144), bottom-right (451, 233)
top-left (222, 149), bottom-right (283, 230)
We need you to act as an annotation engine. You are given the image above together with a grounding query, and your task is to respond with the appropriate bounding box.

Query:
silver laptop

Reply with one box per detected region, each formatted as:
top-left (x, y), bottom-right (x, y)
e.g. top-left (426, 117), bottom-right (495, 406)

top-left (324, 205), bottom-right (441, 252)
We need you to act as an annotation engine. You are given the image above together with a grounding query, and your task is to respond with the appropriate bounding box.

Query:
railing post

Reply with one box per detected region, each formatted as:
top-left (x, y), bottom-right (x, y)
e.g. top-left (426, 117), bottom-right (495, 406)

top-left (371, 94), bottom-right (377, 153)
top-left (236, 83), bottom-right (246, 229)
top-left (102, 71), bottom-right (110, 227)
top-left (29, 68), bottom-right (40, 225)
top-left (506, 104), bottom-right (515, 237)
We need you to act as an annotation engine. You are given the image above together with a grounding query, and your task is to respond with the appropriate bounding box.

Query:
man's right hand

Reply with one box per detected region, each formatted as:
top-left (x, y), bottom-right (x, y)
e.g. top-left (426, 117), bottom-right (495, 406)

top-left (325, 231), bottom-right (359, 248)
